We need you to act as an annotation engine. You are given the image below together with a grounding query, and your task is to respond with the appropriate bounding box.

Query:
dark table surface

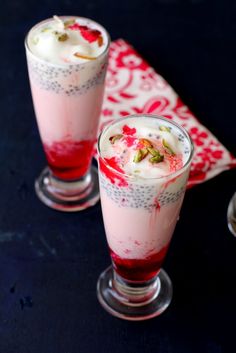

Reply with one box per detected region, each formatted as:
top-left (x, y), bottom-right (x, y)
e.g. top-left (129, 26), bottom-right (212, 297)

top-left (0, 1), bottom-right (236, 352)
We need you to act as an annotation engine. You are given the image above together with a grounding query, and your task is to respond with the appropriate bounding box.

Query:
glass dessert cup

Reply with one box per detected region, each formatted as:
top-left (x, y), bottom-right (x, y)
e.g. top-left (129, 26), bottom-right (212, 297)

top-left (25, 16), bottom-right (110, 211)
top-left (227, 192), bottom-right (236, 236)
top-left (96, 114), bottom-right (194, 320)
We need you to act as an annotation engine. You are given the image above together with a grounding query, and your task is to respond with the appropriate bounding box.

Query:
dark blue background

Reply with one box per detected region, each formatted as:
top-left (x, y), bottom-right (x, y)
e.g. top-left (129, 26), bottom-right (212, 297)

top-left (0, 1), bottom-right (236, 352)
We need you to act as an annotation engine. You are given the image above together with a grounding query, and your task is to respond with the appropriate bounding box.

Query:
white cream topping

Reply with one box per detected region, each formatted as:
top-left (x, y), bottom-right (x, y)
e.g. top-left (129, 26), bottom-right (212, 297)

top-left (99, 116), bottom-right (190, 178)
top-left (27, 16), bottom-right (108, 65)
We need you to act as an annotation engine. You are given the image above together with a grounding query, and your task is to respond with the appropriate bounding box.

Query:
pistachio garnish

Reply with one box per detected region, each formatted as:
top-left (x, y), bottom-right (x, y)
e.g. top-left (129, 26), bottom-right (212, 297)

top-left (149, 153), bottom-right (164, 163)
top-left (159, 126), bottom-right (171, 132)
top-left (109, 134), bottom-right (123, 144)
top-left (141, 148), bottom-right (149, 158)
top-left (58, 33), bottom-right (69, 42)
top-left (162, 139), bottom-right (175, 155)
top-left (133, 150), bottom-right (143, 163)
top-left (74, 52), bottom-right (96, 60)
top-left (139, 138), bottom-right (153, 148)
top-left (41, 27), bottom-right (51, 33)
top-left (147, 147), bottom-right (161, 157)
top-left (133, 149), bottom-right (148, 163)
top-left (64, 19), bottom-right (76, 28)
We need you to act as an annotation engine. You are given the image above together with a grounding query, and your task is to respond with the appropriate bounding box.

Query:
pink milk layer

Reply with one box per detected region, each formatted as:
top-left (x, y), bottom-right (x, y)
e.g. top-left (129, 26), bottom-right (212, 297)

top-left (26, 16), bottom-right (109, 180)
top-left (30, 81), bottom-right (105, 179)
top-left (99, 116), bottom-right (191, 281)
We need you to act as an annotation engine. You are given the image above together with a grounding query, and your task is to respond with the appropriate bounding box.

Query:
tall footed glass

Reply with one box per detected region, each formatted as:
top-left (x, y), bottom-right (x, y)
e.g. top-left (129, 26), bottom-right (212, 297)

top-left (25, 16), bottom-right (110, 211)
top-left (97, 115), bottom-right (193, 320)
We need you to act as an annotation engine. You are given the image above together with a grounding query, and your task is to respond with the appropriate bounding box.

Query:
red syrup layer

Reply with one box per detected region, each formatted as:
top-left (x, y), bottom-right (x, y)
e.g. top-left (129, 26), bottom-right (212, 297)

top-left (43, 140), bottom-right (94, 180)
top-left (110, 244), bottom-right (170, 281)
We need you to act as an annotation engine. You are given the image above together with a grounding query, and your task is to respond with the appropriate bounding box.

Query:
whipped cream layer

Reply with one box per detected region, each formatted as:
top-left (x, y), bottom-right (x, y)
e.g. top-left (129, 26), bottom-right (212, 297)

top-left (99, 116), bottom-right (191, 179)
top-left (27, 16), bottom-right (108, 65)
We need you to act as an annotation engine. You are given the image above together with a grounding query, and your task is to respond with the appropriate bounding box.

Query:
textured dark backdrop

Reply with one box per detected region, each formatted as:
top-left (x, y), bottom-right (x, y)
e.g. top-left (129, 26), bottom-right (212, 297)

top-left (0, 1), bottom-right (236, 352)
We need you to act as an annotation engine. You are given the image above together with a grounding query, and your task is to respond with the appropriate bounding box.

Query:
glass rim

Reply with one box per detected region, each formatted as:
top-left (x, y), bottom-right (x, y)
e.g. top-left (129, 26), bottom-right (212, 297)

top-left (97, 114), bottom-right (194, 181)
top-left (24, 15), bottom-right (111, 68)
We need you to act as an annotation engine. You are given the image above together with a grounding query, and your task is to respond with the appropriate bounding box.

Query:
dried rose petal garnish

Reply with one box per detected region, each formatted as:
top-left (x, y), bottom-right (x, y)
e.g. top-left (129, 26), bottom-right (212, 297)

top-left (79, 26), bottom-right (102, 43)
top-left (68, 23), bottom-right (81, 31)
top-left (123, 136), bottom-right (137, 147)
top-left (68, 23), bottom-right (103, 44)
top-left (122, 125), bottom-right (136, 136)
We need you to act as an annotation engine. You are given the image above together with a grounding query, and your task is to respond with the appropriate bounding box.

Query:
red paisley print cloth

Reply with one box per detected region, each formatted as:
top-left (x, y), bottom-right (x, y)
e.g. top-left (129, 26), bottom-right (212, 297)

top-left (98, 39), bottom-right (236, 187)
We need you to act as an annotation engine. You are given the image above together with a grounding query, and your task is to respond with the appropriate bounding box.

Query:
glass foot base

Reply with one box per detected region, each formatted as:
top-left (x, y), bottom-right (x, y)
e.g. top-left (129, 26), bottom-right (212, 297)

top-left (97, 266), bottom-right (173, 321)
top-left (35, 165), bottom-right (99, 212)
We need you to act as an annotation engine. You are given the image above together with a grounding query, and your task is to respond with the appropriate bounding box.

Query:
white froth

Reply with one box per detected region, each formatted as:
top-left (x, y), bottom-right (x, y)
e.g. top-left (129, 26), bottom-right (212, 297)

top-left (27, 16), bottom-right (108, 65)
top-left (99, 116), bottom-right (191, 178)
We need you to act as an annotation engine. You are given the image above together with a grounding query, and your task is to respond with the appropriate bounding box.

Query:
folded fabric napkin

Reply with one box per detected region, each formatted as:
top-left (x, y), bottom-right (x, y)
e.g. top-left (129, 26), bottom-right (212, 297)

top-left (98, 39), bottom-right (236, 187)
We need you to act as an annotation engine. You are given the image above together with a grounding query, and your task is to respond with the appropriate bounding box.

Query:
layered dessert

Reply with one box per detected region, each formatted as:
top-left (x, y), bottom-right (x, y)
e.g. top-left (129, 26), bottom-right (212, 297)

top-left (98, 115), bottom-right (192, 281)
top-left (26, 16), bottom-right (109, 180)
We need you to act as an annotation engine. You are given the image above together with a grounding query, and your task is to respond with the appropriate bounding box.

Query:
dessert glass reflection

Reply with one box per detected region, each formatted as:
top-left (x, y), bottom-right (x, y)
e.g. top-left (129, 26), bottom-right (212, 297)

top-left (97, 114), bottom-right (193, 320)
top-left (25, 16), bottom-right (110, 211)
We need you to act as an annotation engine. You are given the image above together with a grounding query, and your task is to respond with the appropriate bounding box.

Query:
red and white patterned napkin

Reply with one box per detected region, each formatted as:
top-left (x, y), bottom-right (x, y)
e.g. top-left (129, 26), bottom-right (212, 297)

top-left (98, 39), bottom-right (236, 187)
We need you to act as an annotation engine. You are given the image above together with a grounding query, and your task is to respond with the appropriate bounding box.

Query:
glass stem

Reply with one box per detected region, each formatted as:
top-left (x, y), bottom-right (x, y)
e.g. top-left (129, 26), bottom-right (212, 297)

top-left (47, 169), bottom-right (92, 197)
top-left (112, 270), bottom-right (160, 307)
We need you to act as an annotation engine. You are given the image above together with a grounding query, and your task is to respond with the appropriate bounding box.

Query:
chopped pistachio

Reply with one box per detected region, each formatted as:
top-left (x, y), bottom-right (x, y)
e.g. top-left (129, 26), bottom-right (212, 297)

top-left (133, 149), bottom-right (148, 163)
top-left (64, 19), bottom-right (76, 28)
top-left (41, 27), bottom-right (51, 33)
top-left (139, 138), bottom-right (153, 148)
top-left (109, 134), bottom-right (123, 144)
top-left (149, 154), bottom-right (164, 163)
top-left (133, 150), bottom-right (143, 163)
top-left (58, 33), bottom-right (69, 42)
top-left (140, 148), bottom-right (148, 158)
top-left (162, 139), bottom-right (175, 155)
top-left (147, 147), bottom-right (161, 157)
top-left (148, 148), bottom-right (164, 163)
top-left (159, 125), bottom-right (171, 132)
